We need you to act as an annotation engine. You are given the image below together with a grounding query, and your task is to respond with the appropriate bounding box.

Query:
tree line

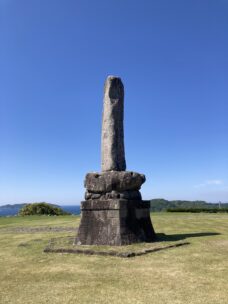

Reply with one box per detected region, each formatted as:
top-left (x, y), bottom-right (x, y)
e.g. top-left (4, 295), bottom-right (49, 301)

top-left (150, 199), bottom-right (228, 212)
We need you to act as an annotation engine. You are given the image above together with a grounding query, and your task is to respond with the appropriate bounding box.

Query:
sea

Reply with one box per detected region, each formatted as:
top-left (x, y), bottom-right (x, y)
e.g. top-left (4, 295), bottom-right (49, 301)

top-left (61, 205), bottom-right (81, 215)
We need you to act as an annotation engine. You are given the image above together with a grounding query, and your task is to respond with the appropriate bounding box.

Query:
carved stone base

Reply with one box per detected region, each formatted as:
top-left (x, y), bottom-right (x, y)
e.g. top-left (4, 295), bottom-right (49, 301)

top-left (75, 199), bottom-right (156, 246)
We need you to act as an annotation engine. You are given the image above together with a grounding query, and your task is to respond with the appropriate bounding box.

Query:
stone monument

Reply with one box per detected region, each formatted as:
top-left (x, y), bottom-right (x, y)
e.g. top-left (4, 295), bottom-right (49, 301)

top-left (76, 76), bottom-right (156, 245)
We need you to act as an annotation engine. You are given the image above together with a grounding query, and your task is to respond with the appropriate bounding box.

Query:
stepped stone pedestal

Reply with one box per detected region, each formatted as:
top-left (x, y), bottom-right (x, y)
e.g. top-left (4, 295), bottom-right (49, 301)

top-left (75, 76), bottom-right (156, 246)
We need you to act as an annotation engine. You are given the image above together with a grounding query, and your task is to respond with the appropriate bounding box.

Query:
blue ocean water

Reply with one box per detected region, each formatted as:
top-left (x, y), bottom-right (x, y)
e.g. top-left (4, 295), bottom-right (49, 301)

top-left (61, 205), bottom-right (81, 215)
top-left (0, 208), bottom-right (20, 217)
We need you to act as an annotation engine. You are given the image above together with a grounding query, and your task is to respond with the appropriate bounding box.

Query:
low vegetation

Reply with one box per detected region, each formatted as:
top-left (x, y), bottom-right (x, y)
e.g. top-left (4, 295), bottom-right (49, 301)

top-left (150, 198), bottom-right (228, 212)
top-left (0, 213), bottom-right (227, 303)
top-left (18, 202), bottom-right (70, 216)
top-left (167, 207), bottom-right (228, 213)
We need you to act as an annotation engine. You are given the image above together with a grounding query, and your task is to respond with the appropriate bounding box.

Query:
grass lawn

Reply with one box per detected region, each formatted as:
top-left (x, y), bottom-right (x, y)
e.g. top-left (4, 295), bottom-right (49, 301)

top-left (0, 213), bottom-right (227, 304)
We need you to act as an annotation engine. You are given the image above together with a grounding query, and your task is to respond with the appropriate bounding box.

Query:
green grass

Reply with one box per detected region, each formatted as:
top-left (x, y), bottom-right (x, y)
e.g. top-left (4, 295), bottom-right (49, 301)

top-left (0, 213), bottom-right (227, 304)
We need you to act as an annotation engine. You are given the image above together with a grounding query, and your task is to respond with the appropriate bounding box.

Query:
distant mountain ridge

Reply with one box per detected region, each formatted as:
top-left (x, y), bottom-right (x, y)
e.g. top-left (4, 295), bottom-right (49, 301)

top-left (0, 204), bottom-right (26, 216)
top-left (1, 200), bottom-right (228, 216)
top-left (150, 199), bottom-right (228, 211)
top-left (0, 204), bottom-right (26, 209)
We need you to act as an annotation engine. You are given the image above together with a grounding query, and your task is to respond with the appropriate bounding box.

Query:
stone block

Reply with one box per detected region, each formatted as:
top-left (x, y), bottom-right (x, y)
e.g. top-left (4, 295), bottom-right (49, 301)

top-left (76, 199), bottom-right (156, 245)
top-left (101, 76), bottom-right (126, 172)
top-left (85, 171), bottom-right (145, 193)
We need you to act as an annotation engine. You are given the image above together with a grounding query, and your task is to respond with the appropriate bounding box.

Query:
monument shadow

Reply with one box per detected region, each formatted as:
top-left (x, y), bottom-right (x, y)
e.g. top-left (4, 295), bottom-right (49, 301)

top-left (156, 232), bottom-right (220, 242)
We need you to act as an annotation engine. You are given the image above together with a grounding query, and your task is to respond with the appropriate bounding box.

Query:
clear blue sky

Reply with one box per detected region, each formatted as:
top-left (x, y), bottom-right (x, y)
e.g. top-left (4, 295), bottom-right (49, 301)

top-left (1, 0), bottom-right (227, 205)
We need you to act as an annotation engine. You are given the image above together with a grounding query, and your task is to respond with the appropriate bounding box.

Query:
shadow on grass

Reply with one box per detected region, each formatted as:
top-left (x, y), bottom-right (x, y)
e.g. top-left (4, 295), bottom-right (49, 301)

top-left (156, 232), bottom-right (220, 242)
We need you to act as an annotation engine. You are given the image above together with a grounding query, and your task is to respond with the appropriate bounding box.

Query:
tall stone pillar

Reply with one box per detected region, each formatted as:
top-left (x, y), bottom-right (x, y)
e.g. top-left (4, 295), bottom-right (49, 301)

top-left (76, 76), bottom-right (156, 246)
top-left (101, 76), bottom-right (126, 171)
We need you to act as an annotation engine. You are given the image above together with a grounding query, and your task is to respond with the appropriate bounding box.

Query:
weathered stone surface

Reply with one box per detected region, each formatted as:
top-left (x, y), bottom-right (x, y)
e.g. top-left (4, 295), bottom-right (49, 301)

top-left (85, 190), bottom-right (142, 200)
top-left (80, 199), bottom-right (151, 210)
top-left (119, 190), bottom-right (142, 200)
top-left (101, 76), bottom-right (126, 171)
top-left (85, 171), bottom-right (145, 193)
top-left (76, 200), bottom-right (156, 245)
top-left (76, 76), bottom-right (156, 246)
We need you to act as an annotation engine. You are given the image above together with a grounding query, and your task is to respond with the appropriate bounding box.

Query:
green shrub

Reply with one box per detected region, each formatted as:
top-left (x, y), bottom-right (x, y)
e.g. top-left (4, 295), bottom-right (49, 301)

top-left (18, 202), bottom-right (70, 216)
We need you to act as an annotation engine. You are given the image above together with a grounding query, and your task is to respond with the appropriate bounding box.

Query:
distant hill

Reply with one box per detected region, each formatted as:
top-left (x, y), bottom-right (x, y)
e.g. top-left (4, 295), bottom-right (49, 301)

top-left (0, 203), bottom-right (80, 216)
top-left (150, 199), bottom-right (228, 211)
top-left (18, 203), bottom-right (70, 216)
